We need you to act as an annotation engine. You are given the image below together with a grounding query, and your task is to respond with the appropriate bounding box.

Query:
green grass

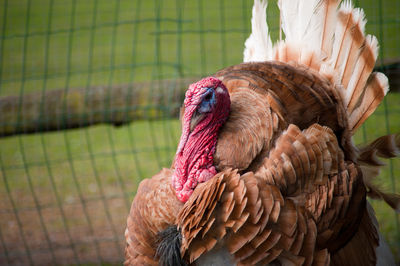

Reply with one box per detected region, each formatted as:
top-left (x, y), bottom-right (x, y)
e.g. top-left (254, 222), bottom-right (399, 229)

top-left (0, 0), bottom-right (399, 264)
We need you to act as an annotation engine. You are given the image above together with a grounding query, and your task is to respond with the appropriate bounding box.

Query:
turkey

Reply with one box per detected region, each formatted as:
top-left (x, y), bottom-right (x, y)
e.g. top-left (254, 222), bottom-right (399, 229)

top-left (125, 0), bottom-right (400, 265)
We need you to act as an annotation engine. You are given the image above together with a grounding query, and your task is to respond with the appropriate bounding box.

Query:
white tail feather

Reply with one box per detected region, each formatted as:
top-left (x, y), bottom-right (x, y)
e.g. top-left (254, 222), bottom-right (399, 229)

top-left (345, 35), bottom-right (379, 109)
top-left (244, 0), bottom-right (389, 134)
top-left (243, 0), bottom-right (273, 62)
top-left (278, 0), bottom-right (340, 60)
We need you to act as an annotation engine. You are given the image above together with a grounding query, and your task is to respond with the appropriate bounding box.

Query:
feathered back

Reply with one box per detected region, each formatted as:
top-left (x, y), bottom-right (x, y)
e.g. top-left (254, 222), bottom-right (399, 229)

top-left (243, 0), bottom-right (389, 134)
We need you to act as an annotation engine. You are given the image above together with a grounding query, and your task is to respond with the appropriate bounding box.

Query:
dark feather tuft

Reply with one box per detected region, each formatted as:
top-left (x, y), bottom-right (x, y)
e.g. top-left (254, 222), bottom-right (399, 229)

top-left (155, 225), bottom-right (187, 266)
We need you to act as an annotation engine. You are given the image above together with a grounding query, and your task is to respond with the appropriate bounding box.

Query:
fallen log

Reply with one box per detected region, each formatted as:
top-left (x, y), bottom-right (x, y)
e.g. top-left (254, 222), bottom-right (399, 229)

top-left (0, 77), bottom-right (199, 137)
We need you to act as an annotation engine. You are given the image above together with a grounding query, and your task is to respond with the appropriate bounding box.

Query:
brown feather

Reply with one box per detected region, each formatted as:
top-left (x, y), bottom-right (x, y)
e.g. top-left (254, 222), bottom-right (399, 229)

top-left (349, 72), bottom-right (388, 132)
top-left (358, 133), bottom-right (400, 212)
top-left (172, 123), bottom-right (381, 265)
top-left (215, 61), bottom-right (352, 172)
top-left (124, 169), bottom-right (183, 265)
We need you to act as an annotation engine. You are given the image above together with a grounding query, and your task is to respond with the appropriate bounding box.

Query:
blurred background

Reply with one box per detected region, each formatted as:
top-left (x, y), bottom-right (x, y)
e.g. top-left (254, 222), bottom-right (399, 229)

top-left (0, 0), bottom-right (399, 264)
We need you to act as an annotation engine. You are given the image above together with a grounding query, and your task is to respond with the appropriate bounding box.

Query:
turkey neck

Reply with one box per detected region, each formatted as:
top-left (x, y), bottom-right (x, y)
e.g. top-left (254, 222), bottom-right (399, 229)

top-left (173, 104), bottom-right (229, 202)
top-left (177, 122), bottom-right (219, 174)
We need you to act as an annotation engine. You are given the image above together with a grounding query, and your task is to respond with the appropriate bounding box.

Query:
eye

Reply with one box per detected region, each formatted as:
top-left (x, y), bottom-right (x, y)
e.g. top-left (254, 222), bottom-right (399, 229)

top-left (204, 93), bottom-right (212, 101)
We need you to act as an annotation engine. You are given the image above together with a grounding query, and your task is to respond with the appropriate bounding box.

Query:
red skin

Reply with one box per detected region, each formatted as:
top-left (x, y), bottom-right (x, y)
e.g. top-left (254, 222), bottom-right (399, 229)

top-left (172, 77), bottom-right (231, 202)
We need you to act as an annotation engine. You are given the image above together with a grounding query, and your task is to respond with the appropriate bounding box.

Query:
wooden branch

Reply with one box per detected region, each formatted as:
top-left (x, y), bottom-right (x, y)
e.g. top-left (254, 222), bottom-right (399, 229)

top-left (0, 77), bottom-right (199, 137)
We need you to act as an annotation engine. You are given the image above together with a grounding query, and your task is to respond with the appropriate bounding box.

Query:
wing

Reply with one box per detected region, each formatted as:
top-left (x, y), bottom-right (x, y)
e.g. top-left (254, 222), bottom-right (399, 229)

top-left (124, 168), bottom-right (183, 265)
top-left (256, 124), bottom-right (379, 265)
top-left (214, 61), bottom-right (353, 173)
top-left (177, 124), bottom-right (378, 265)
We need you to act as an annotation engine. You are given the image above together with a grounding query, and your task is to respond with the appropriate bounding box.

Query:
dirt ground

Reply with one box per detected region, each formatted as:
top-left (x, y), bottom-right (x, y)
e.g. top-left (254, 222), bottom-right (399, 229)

top-left (0, 194), bottom-right (129, 265)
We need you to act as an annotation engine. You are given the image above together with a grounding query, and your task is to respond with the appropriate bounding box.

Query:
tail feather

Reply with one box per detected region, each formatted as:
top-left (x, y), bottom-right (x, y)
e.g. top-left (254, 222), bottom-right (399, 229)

top-left (358, 133), bottom-right (400, 212)
top-left (275, 0), bottom-right (340, 69)
top-left (243, 0), bottom-right (272, 62)
top-left (358, 133), bottom-right (400, 163)
top-left (329, 4), bottom-right (366, 73)
top-left (366, 182), bottom-right (400, 213)
top-left (277, 0), bottom-right (338, 47)
top-left (302, 0), bottom-right (340, 58)
top-left (335, 9), bottom-right (369, 90)
top-left (273, 41), bottom-right (322, 70)
top-left (319, 0), bottom-right (341, 58)
top-left (349, 72), bottom-right (389, 133)
top-left (345, 35), bottom-right (379, 111)
top-left (321, 2), bottom-right (387, 132)
top-left (245, 0), bottom-right (389, 134)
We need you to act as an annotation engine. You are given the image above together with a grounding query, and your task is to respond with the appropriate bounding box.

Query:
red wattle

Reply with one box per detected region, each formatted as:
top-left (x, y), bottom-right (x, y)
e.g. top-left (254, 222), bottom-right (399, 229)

top-left (172, 77), bottom-right (230, 202)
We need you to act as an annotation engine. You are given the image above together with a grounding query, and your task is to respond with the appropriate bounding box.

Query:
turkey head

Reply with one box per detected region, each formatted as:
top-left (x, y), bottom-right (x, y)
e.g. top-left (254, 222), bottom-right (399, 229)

top-left (172, 77), bottom-right (231, 202)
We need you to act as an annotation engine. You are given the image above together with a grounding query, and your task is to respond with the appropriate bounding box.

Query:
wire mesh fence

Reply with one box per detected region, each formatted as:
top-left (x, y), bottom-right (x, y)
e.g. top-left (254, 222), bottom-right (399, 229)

top-left (0, 0), bottom-right (399, 265)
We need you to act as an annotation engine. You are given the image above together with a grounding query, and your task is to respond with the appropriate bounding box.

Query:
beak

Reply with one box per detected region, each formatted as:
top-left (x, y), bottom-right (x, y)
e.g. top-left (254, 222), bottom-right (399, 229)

top-left (190, 110), bottom-right (205, 132)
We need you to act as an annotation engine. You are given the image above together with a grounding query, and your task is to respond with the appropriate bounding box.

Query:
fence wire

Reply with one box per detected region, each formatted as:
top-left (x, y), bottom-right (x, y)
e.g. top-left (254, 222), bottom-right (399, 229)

top-left (0, 0), bottom-right (399, 265)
